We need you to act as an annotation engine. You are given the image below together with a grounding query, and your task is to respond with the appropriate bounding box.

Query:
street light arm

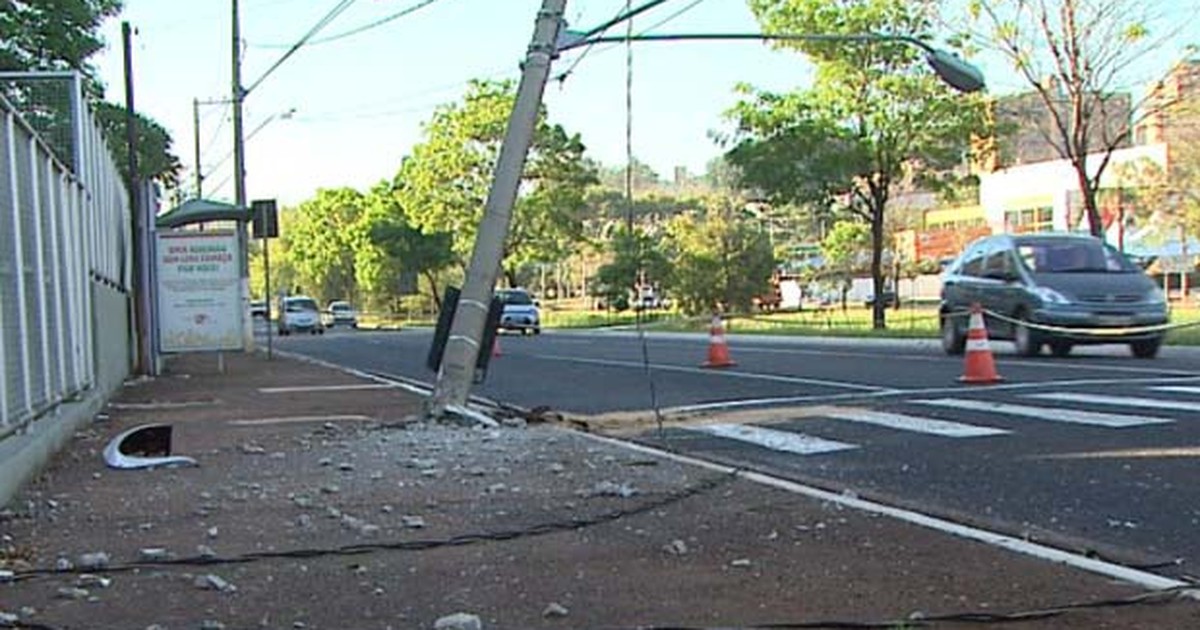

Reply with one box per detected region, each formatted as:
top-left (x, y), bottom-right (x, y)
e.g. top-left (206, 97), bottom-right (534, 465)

top-left (556, 32), bottom-right (985, 93)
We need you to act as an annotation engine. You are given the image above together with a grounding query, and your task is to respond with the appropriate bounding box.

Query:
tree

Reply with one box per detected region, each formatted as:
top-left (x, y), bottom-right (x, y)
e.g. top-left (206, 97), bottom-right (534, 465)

top-left (666, 198), bottom-right (776, 315)
top-left (963, 0), bottom-right (1186, 237)
top-left (93, 101), bottom-right (183, 190)
top-left (595, 158), bottom-right (662, 193)
top-left (395, 79), bottom-right (596, 287)
top-left (727, 0), bottom-right (988, 329)
top-left (593, 226), bottom-right (673, 311)
top-left (1, 0), bottom-right (183, 197)
top-left (0, 0), bottom-right (121, 76)
top-left (820, 220), bottom-right (871, 310)
top-left (365, 184), bottom-right (457, 311)
top-left (283, 188), bottom-right (366, 303)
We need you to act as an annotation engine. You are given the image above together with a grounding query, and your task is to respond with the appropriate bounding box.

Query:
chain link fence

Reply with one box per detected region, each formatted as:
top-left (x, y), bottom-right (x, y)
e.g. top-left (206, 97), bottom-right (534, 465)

top-left (0, 72), bottom-right (132, 440)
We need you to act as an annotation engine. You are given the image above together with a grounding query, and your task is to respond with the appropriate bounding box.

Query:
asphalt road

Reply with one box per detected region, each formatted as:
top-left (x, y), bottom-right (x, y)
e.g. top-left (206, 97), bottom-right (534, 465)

top-left (267, 323), bottom-right (1200, 581)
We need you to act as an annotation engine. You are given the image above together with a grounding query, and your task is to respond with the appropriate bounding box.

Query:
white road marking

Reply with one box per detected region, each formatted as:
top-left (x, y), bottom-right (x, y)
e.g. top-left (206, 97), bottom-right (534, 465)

top-left (228, 414), bottom-right (375, 426)
top-left (819, 408), bottom-right (1009, 437)
top-left (258, 383), bottom-right (396, 394)
top-left (1027, 392), bottom-right (1200, 413)
top-left (690, 424), bottom-right (857, 455)
top-left (583, 431), bottom-right (1196, 596)
top-left (916, 398), bottom-right (1174, 428)
top-left (1149, 385), bottom-right (1200, 395)
top-left (531, 354), bottom-right (894, 392)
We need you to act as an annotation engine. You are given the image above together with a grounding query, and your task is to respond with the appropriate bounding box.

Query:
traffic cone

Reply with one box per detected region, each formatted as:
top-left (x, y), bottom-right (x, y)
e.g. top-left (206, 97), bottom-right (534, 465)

top-left (959, 303), bottom-right (1002, 384)
top-left (701, 314), bottom-right (736, 368)
top-left (492, 335), bottom-right (502, 358)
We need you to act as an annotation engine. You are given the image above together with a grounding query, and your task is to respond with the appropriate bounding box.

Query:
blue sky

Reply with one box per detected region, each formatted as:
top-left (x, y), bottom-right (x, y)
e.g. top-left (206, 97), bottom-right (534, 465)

top-left (93, 0), bottom-right (1196, 207)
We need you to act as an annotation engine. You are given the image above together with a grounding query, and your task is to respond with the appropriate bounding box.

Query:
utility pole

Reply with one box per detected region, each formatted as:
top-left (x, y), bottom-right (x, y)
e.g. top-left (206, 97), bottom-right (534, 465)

top-left (231, 0), bottom-right (253, 351)
top-left (192, 97), bottom-right (202, 198)
top-left (122, 21), bottom-right (153, 376)
top-left (426, 0), bottom-right (567, 418)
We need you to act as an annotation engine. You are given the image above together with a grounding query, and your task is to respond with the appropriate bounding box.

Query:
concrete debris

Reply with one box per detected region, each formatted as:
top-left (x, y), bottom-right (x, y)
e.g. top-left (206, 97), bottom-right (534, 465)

top-left (55, 557), bottom-right (73, 571)
top-left (338, 462), bottom-right (355, 471)
top-left (0, 570), bottom-right (14, 583)
top-left (78, 551), bottom-right (110, 570)
top-left (207, 526), bottom-right (220, 539)
top-left (318, 457), bottom-right (333, 467)
top-left (401, 515), bottom-right (426, 529)
top-left (292, 495), bottom-right (313, 508)
top-left (196, 545), bottom-right (217, 559)
top-left (380, 505), bottom-right (394, 514)
top-left (76, 574), bottom-right (112, 588)
top-left (589, 481), bottom-right (638, 498)
top-left (56, 587), bottom-right (89, 600)
top-left (239, 443), bottom-right (267, 454)
top-left (433, 612), bottom-right (483, 630)
top-left (486, 484), bottom-right (507, 494)
top-left (320, 485), bottom-right (340, 495)
top-left (194, 574), bottom-right (236, 593)
top-left (139, 548), bottom-right (170, 562)
top-left (296, 514), bottom-right (314, 528)
top-left (200, 621), bottom-right (226, 630)
top-left (663, 539), bottom-right (689, 555)
top-left (103, 424), bottom-right (197, 470)
top-left (542, 602), bottom-right (569, 618)
top-left (549, 463), bottom-right (566, 474)
top-left (0, 611), bottom-right (19, 625)
top-left (730, 558), bottom-right (752, 567)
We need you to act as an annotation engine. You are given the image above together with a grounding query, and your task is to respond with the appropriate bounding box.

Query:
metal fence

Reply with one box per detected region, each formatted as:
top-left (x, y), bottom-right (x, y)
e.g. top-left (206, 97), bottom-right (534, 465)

top-left (0, 72), bottom-right (132, 439)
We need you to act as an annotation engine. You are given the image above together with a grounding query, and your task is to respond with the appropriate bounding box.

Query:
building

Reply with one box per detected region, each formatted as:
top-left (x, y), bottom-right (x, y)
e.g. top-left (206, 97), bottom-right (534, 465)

top-left (975, 81), bottom-right (1133, 172)
top-left (1135, 58), bottom-right (1200, 156)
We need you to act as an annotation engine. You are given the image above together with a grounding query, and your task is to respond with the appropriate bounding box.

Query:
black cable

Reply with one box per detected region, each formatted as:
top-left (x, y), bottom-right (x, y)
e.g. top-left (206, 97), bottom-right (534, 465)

top-left (250, 0), bottom-right (445, 48)
top-left (6, 471), bottom-right (737, 582)
top-left (243, 0), bottom-right (358, 97)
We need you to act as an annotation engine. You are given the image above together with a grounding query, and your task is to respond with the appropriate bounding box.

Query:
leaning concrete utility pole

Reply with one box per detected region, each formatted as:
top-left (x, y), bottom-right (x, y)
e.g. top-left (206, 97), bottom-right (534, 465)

top-left (427, 0), bottom-right (567, 418)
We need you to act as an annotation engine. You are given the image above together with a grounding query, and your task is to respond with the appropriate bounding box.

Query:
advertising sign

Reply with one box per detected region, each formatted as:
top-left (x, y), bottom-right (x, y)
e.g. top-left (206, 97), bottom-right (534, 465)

top-left (155, 231), bottom-right (243, 352)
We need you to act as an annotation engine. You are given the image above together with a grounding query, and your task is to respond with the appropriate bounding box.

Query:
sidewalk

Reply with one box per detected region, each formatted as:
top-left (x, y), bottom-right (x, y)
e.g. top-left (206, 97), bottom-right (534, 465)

top-left (1, 351), bottom-right (1196, 629)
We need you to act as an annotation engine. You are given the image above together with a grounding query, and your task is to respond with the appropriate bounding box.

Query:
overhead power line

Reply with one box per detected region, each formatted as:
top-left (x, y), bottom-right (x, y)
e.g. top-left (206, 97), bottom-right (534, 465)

top-left (243, 0), bottom-right (358, 96)
top-left (249, 0), bottom-right (445, 48)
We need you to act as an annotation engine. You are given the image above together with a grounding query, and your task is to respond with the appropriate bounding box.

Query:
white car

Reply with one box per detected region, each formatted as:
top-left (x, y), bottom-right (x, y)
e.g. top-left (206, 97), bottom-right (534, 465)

top-left (497, 288), bottom-right (540, 335)
top-left (277, 296), bottom-right (324, 335)
top-left (324, 300), bottom-right (358, 328)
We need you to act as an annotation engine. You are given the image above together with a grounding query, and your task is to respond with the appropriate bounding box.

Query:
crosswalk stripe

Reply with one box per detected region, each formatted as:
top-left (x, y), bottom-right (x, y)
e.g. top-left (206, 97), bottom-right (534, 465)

top-left (913, 398), bottom-right (1173, 428)
top-left (1027, 392), bottom-right (1200, 413)
top-left (820, 408), bottom-right (1009, 437)
top-left (1149, 386), bottom-right (1200, 395)
top-left (691, 424), bottom-right (858, 455)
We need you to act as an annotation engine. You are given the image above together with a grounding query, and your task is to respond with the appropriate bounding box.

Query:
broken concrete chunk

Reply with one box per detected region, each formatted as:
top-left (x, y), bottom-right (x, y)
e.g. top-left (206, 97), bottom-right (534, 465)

top-left (662, 539), bottom-right (689, 555)
top-left (76, 574), bottom-right (112, 589)
top-left (77, 552), bottom-right (110, 570)
top-left (193, 574), bottom-right (236, 593)
top-left (56, 587), bottom-right (89, 600)
top-left (433, 612), bottom-right (482, 630)
top-left (542, 602), bottom-right (569, 618)
top-left (401, 515), bottom-right (426, 529)
top-left (139, 548), bottom-right (170, 562)
top-left (589, 481), bottom-right (638, 498)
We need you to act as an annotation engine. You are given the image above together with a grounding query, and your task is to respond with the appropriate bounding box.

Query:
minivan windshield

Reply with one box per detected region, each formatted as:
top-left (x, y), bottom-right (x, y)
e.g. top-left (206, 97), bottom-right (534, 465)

top-left (286, 298), bottom-right (319, 312)
top-left (1014, 238), bottom-right (1138, 274)
top-left (498, 290), bottom-right (533, 306)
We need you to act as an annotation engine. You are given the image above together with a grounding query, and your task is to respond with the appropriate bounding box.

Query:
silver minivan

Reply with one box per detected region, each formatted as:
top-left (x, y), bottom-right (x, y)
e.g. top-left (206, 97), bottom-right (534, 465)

top-left (940, 233), bottom-right (1169, 358)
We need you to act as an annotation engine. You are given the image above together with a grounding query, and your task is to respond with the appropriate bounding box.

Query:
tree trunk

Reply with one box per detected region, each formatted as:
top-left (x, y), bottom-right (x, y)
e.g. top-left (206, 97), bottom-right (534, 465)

top-left (870, 205), bottom-right (886, 330)
top-left (1074, 165), bottom-right (1103, 237)
top-left (424, 271), bottom-right (441, 311)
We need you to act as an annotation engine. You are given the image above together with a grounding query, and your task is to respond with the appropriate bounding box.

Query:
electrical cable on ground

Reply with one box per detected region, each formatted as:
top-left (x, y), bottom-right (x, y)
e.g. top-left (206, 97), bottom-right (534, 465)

top-left (4, 471), bottom-right (737, 584)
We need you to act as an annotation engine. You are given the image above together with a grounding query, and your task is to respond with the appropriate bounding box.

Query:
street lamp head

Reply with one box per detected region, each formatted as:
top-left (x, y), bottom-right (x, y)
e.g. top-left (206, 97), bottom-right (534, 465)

top-left (924, 48), bottom-right (986, 93)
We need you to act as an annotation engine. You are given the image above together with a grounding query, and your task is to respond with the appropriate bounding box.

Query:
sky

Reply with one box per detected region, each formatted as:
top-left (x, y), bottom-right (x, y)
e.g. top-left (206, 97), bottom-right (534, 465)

top-left (92, 0), bottom-right (1198, 208)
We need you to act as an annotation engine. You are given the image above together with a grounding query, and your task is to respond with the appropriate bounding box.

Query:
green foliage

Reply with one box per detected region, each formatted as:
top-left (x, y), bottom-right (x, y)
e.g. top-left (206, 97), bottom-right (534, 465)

top-left (728, 0), bottom-right (989, 328)
top-left (0, 0), bottom-right (121, 76)
top-left (666, 199), bottom-right (776, 315)
top-left (594, 157), bottom-right (662, 192)
top-left (365, 182), bottom-right (457, 309)
top-left (394, 79), bottom-right (597, 286)
top-left (92, 101), bottom-right (183, 189)
top-left (593, 226), bottom-right (673, 309)
top-left (282, 188), bottom-right (367, 303)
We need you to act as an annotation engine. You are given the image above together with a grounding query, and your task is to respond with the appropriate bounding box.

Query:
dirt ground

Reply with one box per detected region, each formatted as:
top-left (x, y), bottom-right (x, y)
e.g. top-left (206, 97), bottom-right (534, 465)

top-left (1, 351), bottom-right (1197, 629)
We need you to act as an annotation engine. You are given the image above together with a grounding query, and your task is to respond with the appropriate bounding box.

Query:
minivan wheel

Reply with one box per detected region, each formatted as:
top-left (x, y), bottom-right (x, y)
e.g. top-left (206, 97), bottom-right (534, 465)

top-left (1013, 312), bottom-right (1042, 357)
top-left (941, 312), bottom-right (965, 355)
top-left (1130, 338), bottom-right (1162, 359)
top-left (1048, 341), bottom-right (1073, 357)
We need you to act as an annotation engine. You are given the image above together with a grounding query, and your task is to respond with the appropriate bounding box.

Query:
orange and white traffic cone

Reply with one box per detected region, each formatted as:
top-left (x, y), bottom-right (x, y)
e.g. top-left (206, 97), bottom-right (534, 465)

top-left (701, 314), bottom-right (736, 368)
top-left (959, 303), bottom-right (1002, 384)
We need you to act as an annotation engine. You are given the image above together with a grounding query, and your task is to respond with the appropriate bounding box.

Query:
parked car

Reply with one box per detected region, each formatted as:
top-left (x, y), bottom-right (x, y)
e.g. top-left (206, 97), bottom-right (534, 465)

top-left (939, 233), bottom-right (1168, 358)
top-left (250, 300), bottom-right (269, 320)
top-left (324, 300), bottom-right (358, 328)
top-left (496, 288), bottom-right (540, 335)
top-left (277, 295), bottom-right (324, 335)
